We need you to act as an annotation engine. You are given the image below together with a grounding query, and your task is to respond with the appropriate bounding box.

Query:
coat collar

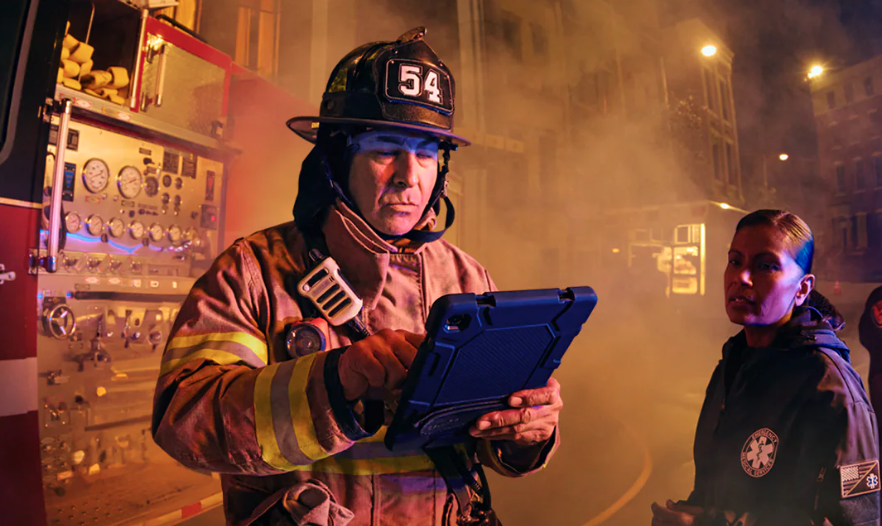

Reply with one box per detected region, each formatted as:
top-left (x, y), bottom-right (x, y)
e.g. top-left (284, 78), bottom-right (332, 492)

top-left (320, 200), bottom-right (436, 309)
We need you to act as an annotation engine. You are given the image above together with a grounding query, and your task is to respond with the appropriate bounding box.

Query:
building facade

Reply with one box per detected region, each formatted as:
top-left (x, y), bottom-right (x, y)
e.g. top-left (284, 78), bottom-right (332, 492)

top-left (810, 54), bottom-right (882, 282)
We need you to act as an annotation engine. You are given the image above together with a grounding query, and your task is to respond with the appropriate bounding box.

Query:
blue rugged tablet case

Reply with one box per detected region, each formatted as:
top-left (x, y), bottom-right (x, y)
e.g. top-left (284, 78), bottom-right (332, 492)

top-left (384, 286), bottom-right (597, 451)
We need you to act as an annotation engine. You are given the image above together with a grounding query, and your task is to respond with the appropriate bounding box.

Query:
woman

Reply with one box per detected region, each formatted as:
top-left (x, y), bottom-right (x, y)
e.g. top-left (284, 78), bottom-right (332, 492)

top-left (651, 210), bottom-right (880, 526)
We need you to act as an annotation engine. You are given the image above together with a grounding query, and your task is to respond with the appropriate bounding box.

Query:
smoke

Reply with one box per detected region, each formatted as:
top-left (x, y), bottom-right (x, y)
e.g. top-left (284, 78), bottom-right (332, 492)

top-left (199, 0), bottom-right (880, 525)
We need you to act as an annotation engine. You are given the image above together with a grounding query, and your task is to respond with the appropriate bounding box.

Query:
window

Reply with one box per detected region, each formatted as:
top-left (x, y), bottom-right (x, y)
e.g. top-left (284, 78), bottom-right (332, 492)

top-left (856, 159), bottom-right (866, 189)
top-left (704, 69), bottom-right (717, 113)
top-left (876, 156), bottom-right (882, 186)
top-left (155, 0), bottom-right (201, 31)
top-left (712, 140), bottom-right (722, 180)
top-left (845, 82), bottom-right (855, 104)
top-left (231, 0), bottom-right (280, 78)
top-left (501, 14), bottom-right (523, 62)
top-left (870, 212), bottom-right (882, 249)
top-left (866, 76), bottom-right (875, 97)
top-left (827, 91), bottom-right (836, 109)
top-left (0, 1), bottom-right (30, 152)
top-left (836, 164), bottom-right (846, 192)
top-left (725, 141), bottom-right (736, 182)
top-left (530, 23), bottom-right (549, 59)
top-left (719, 80), bottom-right (731, 121)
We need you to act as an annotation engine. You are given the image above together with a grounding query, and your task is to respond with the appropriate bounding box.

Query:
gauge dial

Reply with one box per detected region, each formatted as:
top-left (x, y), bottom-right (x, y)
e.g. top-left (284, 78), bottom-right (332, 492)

top-left (144, 176), bottom-right (159, 197)
top-left (173, 195), bottom-right (182, 207)
top-left (161, 193), bottom-right (170, 206)
top-left (82, 159), bottom-right (110, 193)
top-left (174, 177), bottom-right (183, 190)
top-left (167, 225), bottom-right (182, 244)
top-left (185, 228), bottom-right (203, 248)
top-left (162, 175), bottom-right (172, 187)
top-left (117, 166), bottom-right (143, 199)
top-left (107, 217), bottom-right (125, 238)
top-left (148, 223), bottom-right (164, 243)
top-left (86, 215), bottom-right (104, 236)
top-left (65, 212), bottom-right (81, 233)
top-left (129, 221), bottom-right (145, 240)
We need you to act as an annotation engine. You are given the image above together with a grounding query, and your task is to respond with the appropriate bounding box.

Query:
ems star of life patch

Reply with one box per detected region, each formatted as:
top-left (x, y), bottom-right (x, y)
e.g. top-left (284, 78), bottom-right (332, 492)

top-left (741, 428), bottom-right (779, 478)
top-left (840, 460), bottom-right (881, 499)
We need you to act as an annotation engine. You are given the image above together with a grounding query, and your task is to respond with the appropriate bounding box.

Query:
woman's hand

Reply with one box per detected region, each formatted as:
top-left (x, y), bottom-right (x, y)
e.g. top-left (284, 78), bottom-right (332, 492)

top-left (650, 500), bottom-right (702, 526)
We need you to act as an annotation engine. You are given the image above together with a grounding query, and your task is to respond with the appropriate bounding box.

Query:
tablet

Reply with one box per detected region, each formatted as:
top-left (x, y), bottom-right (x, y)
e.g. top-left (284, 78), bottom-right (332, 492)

top-left (384, 286), bottom-right (597, 452)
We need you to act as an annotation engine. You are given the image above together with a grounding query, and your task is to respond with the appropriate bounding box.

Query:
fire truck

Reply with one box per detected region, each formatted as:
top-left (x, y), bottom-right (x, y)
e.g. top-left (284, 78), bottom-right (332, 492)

top-left (0, 1), bottom-right (311, 524)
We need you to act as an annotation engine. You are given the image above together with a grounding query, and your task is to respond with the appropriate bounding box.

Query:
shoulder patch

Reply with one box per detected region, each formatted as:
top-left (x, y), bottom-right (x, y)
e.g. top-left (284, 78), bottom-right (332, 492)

top-left (741, 428), bottom-right (778, 478)
top-left (841, 460), bottom-right (881, 499)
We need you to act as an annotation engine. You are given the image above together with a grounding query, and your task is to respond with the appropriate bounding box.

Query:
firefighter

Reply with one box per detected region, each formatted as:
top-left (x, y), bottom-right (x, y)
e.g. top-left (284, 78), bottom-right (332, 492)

top-left (651, 210), bottom-right (880, 526)
top-left (861, 285), bottom-right (882, 449)
top-left (152, 28), bottom-right (561, 526)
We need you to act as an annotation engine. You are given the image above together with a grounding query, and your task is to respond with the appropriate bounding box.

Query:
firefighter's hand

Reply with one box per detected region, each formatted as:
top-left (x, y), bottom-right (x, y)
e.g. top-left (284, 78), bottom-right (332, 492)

top-left (469, 377), bottom-right (562, 446)
top-left (338, 329), bottom-right (423, 401)
top-left (650, 500), bottom-right (702, 526)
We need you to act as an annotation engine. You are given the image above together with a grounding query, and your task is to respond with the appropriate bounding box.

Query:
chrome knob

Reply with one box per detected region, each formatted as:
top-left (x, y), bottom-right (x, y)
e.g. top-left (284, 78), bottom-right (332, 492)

top-left (43, 304), bottom-right (76, 340)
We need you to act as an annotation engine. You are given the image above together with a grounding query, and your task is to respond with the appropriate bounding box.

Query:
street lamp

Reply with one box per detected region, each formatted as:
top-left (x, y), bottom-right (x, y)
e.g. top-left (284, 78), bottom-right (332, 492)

top-left (702, 45), bottom-right (717, 57)
top-left (779, 153), bottom-right (790, 161)
top-left (808, 65), bottom-right (824, 79)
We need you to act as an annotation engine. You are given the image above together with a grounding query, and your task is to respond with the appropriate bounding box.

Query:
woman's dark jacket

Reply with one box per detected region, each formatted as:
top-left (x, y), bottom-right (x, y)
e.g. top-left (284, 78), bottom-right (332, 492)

top-left (687, 307), bottom-right (880, 525)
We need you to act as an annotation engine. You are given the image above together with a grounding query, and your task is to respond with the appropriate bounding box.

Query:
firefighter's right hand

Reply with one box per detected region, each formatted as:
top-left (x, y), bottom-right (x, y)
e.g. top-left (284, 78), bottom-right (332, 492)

top-left (338, 329), bottom-right (423, 401)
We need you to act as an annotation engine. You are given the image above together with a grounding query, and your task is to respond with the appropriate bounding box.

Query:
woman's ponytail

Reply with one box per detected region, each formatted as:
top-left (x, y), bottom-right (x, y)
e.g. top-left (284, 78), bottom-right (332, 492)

top-left (806, 289), bottom-right (845, 331)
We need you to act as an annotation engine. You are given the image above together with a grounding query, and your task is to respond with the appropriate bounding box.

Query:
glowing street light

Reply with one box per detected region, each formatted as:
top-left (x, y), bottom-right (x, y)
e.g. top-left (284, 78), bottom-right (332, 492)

top-left (779, 153), bottom-right (789, 161)
top-left (701, 45), bottom-right (717, 57)
top-left (719, 203), bottom-right (731, 210)
top-left (808, 65), bottom-right (824, 79)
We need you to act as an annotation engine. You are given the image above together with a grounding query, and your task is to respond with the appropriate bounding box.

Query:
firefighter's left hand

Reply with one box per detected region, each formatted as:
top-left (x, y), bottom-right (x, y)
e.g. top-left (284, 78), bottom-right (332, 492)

top-left (469, 377), bottom-right (561, 446)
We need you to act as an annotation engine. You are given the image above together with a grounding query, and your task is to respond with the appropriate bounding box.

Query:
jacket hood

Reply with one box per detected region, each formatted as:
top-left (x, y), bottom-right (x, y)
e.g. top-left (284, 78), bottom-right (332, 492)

top-left (724, 306), bottom-right (851, 362)
top-left (859, 285), bottom-right (882, 354)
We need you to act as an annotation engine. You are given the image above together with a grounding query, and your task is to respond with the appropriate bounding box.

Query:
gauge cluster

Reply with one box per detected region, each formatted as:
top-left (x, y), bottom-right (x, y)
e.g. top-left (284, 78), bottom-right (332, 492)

top-left (44, 119), bottom-right (224, 275)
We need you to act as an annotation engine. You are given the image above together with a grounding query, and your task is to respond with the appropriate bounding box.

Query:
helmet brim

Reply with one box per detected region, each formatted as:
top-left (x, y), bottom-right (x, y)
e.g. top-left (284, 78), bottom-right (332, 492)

top-left (286, 116), bottom-right (471, 147)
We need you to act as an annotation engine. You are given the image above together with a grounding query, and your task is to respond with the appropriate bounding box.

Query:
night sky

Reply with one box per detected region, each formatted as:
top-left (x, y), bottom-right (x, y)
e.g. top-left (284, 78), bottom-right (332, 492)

top-left (709, 0), bottom-right (882, 208)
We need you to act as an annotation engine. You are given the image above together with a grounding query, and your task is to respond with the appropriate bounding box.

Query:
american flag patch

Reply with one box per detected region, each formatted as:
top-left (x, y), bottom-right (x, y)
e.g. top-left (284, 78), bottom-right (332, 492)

top-left (840, 460), bottom-right (881, 499)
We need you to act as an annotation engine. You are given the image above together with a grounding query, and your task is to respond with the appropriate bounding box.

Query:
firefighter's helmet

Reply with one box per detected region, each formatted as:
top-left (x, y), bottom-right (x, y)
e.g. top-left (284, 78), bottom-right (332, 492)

top-left (287, 27), bottom-right (470, 147)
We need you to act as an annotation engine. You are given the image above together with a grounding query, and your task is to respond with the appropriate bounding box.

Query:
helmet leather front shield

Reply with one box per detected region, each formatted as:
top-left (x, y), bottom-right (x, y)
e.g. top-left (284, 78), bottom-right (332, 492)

top-left (287, 27), bottom-right (469, 146)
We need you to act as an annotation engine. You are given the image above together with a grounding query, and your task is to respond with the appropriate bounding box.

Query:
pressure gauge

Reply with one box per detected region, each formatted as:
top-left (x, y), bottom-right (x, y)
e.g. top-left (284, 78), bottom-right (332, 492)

top-left (82, 159), bottom-right (110, 193)
top-left (86, 215), bottom-right (104, 236)
top-left (107, 217), bottom-right (125, 238)
top-left (148, 223), bottom-right (164, 243)
top-left (129, 221), bottom-right (145, 240)
top-left (167, 225), bottom-right (182, 244)
top-left (117, 166), bottom-right (143, 199)
top-left (64, 212), bottom-right (81, 233)
top-left (144, 176), bottom-right (159, 197)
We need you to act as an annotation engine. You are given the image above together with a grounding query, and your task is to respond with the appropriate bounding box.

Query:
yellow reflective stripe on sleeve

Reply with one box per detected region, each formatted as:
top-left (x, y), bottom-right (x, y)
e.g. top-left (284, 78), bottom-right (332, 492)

top-left (289, 352), bottom-right (328, 461)
top-left (289, 454), bottom-right (435, 476)
top-left (167, 332), bottom-right (268, 363)
top-left (159, 349), bottom-right (254, 377)
top-left (254, 363), bottom-right (299, 471)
